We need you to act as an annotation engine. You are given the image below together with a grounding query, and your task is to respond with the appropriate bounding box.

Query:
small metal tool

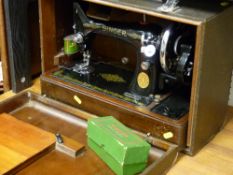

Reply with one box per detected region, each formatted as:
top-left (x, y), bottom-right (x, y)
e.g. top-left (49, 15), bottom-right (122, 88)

top-left (55, 133), bottom-right (64, 144)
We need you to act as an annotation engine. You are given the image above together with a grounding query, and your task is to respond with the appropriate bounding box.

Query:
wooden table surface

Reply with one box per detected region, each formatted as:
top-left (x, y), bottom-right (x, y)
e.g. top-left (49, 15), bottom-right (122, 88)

top-left (0, 79), bottom-right (233, 175)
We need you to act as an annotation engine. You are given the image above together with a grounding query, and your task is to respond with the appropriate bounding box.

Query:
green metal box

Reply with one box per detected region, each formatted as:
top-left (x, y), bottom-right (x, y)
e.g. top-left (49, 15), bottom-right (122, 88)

top-left (87, 116), bottom-right (151, 175)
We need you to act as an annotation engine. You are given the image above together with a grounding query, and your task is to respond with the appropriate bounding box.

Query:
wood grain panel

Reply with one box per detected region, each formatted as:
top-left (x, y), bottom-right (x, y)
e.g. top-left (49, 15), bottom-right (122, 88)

top-left (4, 0), bottom-right (31, 92)
top-left (0, 0), bottom-right (10, 91)
top-left (188, 6), bottom-right (233, 155)
top-left (0, 113), bottom-right (55, 174)
top-left (28, 1), bottom-right (42, 77)
top-left (39, 0), bottom-right (57, 72)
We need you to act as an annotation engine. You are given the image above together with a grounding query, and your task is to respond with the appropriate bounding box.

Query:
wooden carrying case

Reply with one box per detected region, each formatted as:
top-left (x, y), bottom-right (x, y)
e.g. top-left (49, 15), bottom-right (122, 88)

top-left (1, 0), bottom-right (233, 174)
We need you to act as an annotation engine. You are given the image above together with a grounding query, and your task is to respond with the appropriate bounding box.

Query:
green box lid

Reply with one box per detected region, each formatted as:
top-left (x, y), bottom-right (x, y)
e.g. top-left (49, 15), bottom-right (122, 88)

top-left (87, 116), bottom-right (151, 175)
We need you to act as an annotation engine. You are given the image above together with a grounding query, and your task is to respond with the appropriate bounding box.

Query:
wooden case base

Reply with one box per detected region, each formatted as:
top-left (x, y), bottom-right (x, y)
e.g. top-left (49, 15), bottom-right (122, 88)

top-left (0, 91), bottom-right (179, 175)
top-left (41, 69), bottom-right (188, 146)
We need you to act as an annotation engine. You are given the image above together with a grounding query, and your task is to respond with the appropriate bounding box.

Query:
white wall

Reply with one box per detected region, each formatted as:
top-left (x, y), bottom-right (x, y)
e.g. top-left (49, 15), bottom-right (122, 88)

top-left (228, 71), bottom-right (233, 106)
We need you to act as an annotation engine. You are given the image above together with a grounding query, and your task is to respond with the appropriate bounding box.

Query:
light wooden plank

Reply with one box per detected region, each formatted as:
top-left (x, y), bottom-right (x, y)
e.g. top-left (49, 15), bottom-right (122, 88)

top-left (0, 0), bottom-right (11, 91)
top-left (0, 113), bottom-right (55, 174)
top-left (0, 145), bottom-right (27, 174)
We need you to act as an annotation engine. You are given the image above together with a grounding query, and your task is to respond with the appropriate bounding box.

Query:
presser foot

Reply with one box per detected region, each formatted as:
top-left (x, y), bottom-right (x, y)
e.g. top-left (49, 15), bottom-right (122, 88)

top-left (73, 50), bottom-right (94, 74)
top-left (72, 63), bottom-right (94, 75)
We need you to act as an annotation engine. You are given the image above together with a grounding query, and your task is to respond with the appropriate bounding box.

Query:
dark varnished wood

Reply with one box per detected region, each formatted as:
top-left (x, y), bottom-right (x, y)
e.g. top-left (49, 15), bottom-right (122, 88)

top-left (39, 0), bottom-right (57, 72)
top-left (187, 6), bottom-right (233, 155)
top-left (186, 24), bottom-right (204, 148)
top-left (1, 0), bottom-right (41, 92)
top-left (3, 0), bottom-right (32, 92)
top-left (0, 91), bottom-right (179, 175)
top-left (28, 1), bottom-right (42, 77)
top-left (142, 146), bottom-right (178, 175)
top-left (17, 150), bottom-right (115, 175)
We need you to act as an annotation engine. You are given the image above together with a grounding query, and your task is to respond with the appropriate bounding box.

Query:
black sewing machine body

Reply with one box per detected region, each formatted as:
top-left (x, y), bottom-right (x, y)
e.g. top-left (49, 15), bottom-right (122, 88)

top-left (54, 2), bottom-right (195, 120)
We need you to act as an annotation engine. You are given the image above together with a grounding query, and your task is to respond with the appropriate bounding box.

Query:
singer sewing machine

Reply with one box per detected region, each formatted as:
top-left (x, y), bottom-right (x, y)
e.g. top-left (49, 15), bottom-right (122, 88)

top-left (32, 0), bottom-right (232, 157)
top-left (53, 3), bottom-right (195, 120)
top-left (1, 0), bottom-right (233, 174)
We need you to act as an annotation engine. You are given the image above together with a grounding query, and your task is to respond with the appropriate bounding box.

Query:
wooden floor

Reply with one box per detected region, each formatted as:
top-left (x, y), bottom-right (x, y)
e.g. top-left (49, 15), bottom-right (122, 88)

top-left (168, 109), bottom-right (233, 175)
top-left (0, 79), bottom-right (233, 175)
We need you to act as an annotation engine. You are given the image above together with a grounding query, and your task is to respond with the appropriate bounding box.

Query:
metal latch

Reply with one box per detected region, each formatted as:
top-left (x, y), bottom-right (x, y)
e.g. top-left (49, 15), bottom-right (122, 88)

top-left (158, 0), bottom-right (180, 13)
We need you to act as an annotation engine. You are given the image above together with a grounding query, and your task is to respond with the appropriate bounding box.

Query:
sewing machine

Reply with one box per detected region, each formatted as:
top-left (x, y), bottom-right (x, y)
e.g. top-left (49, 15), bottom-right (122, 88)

top-left (54, 3), bottom-right (195, 120)
top-left (1, 0), bottom-right (233, 174)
